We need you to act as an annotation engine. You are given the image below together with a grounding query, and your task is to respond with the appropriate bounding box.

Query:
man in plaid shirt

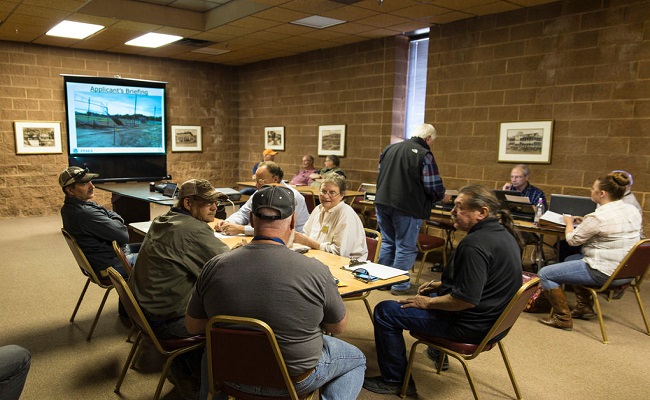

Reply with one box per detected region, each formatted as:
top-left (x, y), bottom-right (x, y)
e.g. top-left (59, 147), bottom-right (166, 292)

top-left (502, 164), bottom-right (547, 209)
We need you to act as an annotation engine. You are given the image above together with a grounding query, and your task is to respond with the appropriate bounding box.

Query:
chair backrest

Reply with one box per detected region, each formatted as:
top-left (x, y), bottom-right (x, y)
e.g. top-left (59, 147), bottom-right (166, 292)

top-left (599, 239), bottom-right (650, 289)
top-left (299, 191), bottom-right (316, 213)
top-left (112, 240), bottom-right (133, 277)
top-left (471, 277), bottom-right (540, 356)
top-left (206, 315), bottom-right (302, 400)
top-left (106, 267), bottom-right (167, 354)
top-left (364, 228), bottom-right (382, 263)
top-left (61, 228), bottom-right (106, 286)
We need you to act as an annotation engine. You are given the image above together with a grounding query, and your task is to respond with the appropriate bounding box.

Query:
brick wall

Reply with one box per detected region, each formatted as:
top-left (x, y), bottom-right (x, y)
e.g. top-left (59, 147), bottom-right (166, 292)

top-left (0, 42), bottom-right (238, 217)
top-left (425, 0), bottom-right (649, 234)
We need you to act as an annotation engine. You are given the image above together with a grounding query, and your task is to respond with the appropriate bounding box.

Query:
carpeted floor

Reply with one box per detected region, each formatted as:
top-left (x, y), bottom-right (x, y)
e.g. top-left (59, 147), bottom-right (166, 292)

top-left (1, 215), bottom-right (649, 399)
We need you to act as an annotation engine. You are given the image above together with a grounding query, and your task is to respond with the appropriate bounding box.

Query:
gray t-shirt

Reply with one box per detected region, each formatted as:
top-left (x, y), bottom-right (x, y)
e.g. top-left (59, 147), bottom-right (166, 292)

top-left (187, 242), bottom-right (345, 375)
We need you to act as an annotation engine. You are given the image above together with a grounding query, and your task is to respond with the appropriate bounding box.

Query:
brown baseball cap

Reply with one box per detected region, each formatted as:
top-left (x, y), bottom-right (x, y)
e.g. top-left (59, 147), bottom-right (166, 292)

top-left (58, 166), bottom-right (99, 188)
top-left (178, 179), bottom-right (223, 201)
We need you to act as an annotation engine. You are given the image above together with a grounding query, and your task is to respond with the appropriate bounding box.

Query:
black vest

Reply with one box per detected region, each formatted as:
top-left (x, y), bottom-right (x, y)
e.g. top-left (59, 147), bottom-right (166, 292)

top-left (375, 137), bottom-right (434, 219)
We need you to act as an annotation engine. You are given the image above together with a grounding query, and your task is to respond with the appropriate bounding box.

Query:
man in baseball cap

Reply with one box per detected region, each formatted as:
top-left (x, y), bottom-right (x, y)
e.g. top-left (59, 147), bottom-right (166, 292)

top-left (185, 184), bottom-right (366, 399)
top-left (59, 166), bottom-right (137, 281)
top-left (241, 148), bottom-right (279, 196)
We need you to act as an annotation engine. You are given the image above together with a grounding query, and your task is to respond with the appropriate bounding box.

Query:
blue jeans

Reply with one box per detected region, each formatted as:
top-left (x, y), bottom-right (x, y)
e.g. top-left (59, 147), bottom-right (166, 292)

top-left (373, 299), bottom-right (451, 382)
top-left (200, 335), bottom-right (366, 400)
top-left (537, 254), bottom-right (630, 290)
top-left (375, 204), bottom-right (422, 289)
top-left (0, 345), bottom-right (31, 400)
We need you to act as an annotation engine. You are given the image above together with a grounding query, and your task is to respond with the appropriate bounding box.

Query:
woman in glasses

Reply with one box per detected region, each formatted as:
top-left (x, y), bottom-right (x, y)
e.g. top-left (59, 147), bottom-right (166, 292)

top-left (294, 175), bottom-right (368, 260)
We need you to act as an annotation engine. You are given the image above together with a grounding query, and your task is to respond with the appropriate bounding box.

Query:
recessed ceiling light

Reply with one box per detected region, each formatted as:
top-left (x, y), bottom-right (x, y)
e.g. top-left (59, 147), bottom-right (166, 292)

top-left (290, 16), bottom-right (346, 29)
top-left (46, 21), bottom-right (104, 39)
top-left (125, 33), bottom-right (183, 48)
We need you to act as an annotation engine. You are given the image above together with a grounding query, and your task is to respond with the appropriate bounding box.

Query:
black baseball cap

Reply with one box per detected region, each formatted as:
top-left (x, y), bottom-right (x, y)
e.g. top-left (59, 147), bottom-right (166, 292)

top-left (252, 185), bottom-right (295, 220)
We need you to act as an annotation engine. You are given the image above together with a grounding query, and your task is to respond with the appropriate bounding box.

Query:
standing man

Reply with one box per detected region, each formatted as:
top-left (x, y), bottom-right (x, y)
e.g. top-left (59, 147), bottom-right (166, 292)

top-left (186, 186), bottom-right (366, 399)
top-left (502, 164), bottom-right (547, 209)
top-left (363, 185), bottom-right (523, 395)
top-left (129, 179), bottom-right (230, 399)
top-left (216, 161), bottom-right (309, 235)
top-left (289, 154), bottom-right (317, 185)
top-left (374, 124), bottom-right (446, 295)
top-left (59, 166), bottom-right (137, 280)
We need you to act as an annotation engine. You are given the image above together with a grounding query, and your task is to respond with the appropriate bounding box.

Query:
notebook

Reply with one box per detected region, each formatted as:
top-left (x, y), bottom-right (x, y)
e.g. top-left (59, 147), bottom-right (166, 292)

top-left (549, 194), bottom-right (596, 217)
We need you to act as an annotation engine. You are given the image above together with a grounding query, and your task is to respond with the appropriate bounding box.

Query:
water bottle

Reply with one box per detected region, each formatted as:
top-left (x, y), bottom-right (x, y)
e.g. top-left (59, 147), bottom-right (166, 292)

top-left (534, 198), bottom-right (544, 226)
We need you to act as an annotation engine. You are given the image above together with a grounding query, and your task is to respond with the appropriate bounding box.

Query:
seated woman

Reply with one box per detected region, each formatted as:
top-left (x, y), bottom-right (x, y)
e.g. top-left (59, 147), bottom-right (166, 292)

top-left (309, 155), bottom-right (346, 188)
top-left (538, 171), bottom-right (642, 331)
top-left (294, 175), bottom-right (368, 261)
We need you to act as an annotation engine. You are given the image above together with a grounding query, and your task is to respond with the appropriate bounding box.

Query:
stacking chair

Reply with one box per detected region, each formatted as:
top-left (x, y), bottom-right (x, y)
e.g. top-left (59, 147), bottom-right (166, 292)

top-left (401, 277), bottom-right (540, 400)
top-left (106, 268), bottom-right (205, 400)
top-left (342, 228), bottom-right (382, 322)
top-left (425, 218), bottom-right (456, 259)
top-left (413, 223), bottom-right (446, 284)
top-left (205, 315), bottom-right (317, 400)
top-left (112, 240), bottom-right (133, 276)
top-left (61, 228), bottom-right (114, 341)
top-left (575, 239), bottom-right (650, 344)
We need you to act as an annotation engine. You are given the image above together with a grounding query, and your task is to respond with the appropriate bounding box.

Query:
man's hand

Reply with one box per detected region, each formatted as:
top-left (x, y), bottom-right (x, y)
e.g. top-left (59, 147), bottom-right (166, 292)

top-left (220, 222), bottom-right (244, 236)
top-left (418, 280), bottom-right (441, 296)
top-left (502, 182), bottom-right (513, 190)
top-left (398, 296), bottom-right (431, 309)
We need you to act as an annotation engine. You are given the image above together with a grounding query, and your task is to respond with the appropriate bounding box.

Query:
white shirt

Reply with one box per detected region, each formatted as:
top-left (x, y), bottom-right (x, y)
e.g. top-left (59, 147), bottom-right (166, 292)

top-left (226, 182), bottom-right (310, 235)
top-left (302, 201), bottom-right (368, 261)
top-left (567, 200), bottom-right (642, 276)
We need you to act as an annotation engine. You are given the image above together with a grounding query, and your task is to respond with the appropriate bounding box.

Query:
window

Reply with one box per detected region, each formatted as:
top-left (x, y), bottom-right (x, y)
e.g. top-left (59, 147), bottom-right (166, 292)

top-left (405, 35), bottom-right (429, 138)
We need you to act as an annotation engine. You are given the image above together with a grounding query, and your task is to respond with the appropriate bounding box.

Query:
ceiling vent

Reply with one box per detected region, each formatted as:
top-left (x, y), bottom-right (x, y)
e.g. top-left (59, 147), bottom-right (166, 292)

top-left (175, 38), bottom-right (216, 47)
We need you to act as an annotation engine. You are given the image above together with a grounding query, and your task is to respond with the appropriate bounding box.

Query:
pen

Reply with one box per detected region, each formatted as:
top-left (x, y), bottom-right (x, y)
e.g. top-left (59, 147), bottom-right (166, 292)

top-left (416, 280), bottom-right (436, 296)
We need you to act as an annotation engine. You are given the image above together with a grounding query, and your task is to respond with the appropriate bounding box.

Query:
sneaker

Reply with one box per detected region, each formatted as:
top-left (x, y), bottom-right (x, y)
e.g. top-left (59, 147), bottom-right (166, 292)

top-left (391, 284), bottom-right (419, 296)
top-left (430, 263), bottom-right (444, 272)
top-left (363, 376), bottom-right (417, 396)
top-left (426, 347), bottom-right (449, 371)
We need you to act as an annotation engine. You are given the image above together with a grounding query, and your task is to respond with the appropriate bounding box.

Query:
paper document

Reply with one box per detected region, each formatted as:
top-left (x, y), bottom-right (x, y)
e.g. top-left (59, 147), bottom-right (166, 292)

top-left (540, 210), bottom-right (566, 226)
top-left (342, 262), bottom-right (408, 280)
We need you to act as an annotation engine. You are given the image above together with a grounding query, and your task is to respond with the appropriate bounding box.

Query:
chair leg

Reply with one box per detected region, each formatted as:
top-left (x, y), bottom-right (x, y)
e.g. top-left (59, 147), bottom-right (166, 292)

top-left (154, 354), bottom-right (176, 400)
top-left (362, 298), bottom-right (374, 324)
top-left (498, 341), bottom-right (523, 400)
top-left (86, 287), bottom-right (113, 341)
top-left (414, 251), bottom-right (428, 285)
top-left (70, 278), bottom-right (91, 323)
top-left (632, 286), bottom-right (650, 335)
top-left (115, 333), bottom-right (142, 393)
top-left (589, 288), bottom-right (609, 344)
top-left (400, 341), bottom-right (421, 398)
top-left (448, 352), bottom-right (480, 400)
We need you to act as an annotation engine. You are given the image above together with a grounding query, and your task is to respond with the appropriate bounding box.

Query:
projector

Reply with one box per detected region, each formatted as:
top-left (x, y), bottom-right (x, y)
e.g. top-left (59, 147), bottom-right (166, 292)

top-left (216, 188), bottom-right (242, 201)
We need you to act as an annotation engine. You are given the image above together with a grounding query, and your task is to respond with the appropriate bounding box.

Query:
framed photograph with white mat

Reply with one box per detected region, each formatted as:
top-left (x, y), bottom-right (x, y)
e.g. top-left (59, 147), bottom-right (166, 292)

top-left (498, 120), bottom-right (553, 163)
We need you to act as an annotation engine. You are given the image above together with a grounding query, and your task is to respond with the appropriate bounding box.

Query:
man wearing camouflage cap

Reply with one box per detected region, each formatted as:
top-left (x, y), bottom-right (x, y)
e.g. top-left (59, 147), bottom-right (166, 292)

top-left (129, 179), bottom-right (230, 398)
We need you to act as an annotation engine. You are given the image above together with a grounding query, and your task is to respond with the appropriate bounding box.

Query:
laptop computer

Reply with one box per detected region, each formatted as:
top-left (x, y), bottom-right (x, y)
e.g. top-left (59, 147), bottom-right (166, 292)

top-left (493, 189), bottom-right (524, 202)
top-left (360, 183), bottom-right (377, 202)
top-left (432, 190), bottom-right (458, 211)
top-left (162, 182), bottom-right (178, 198)
top-left (549, 194), bottom-right (596, 217)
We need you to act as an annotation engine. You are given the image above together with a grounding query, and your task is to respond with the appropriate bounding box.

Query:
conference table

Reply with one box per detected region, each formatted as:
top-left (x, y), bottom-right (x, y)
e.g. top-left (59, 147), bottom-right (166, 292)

top-left (129, 220), bottom-right (409, 297)
top-left (236, 181), bottom-right (364, 204)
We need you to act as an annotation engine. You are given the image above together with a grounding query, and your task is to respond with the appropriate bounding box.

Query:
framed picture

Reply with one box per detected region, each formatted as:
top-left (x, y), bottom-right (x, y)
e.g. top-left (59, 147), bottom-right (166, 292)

top-left (264, 126), bottom-right (285, 151)
top-left (318, 125), bottom-right (346, 156)
top-left (14, 121), bottom-right (62, 154)
top-left (171, 125), bottom-right (202, 152)
top-left (498, 121), bottom-right (554, 163)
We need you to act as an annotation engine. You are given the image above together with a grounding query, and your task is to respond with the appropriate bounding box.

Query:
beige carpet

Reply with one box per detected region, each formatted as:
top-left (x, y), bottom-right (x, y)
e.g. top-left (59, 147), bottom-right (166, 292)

top-left (1, 215), bottom-right (649, 399)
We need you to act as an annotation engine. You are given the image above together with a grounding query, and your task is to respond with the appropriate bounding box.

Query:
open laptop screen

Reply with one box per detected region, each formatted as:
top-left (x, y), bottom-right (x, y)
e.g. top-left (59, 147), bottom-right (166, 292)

top-left (549, 194), bottom-right (596, 217)
top-left (162, 183), bottom-right (178, 198)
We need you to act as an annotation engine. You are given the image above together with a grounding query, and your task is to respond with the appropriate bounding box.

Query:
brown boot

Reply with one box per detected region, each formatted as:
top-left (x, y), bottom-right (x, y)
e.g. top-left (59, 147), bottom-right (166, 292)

top-left (571, 286), bottom-right (595, 320)
top-left (539, 288), bottom-right (573, 331)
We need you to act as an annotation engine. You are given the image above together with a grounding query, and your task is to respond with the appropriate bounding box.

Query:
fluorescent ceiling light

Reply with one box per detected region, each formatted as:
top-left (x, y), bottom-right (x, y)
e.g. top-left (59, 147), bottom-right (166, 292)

top-left (290, 16), bottom-right (346, 29)
top-left (125, 33), bottom-right (183, 48)
top-left (46, 21), bottom-right (104, 39)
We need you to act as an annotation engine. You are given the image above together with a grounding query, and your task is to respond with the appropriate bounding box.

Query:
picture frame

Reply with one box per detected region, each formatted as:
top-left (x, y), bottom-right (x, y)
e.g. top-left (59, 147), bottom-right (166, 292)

top-left (14, 121), bottom-right (62, 154)
top-left (318, 125), bottom-right (346, 157)
top-left (498, 121), bottom-right (553, 163)
top-left (264, 126), bottom-right (285, 151)
top-left (171, 125), bottom-right (202, 152)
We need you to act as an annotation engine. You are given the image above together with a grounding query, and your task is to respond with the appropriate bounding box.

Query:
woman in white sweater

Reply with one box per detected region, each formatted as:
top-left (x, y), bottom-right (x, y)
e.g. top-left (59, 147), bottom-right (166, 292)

top-left (294, 175), bottom-right (368, 261)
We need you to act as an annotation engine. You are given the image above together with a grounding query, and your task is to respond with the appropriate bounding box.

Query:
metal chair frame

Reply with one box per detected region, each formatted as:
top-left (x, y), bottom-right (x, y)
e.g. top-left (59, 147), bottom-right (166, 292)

top-left (206, 315), bottom-right (316, 400)
top-left (401, 277), bottom-right (541, 400)
top-left (342, 228), bottom-right (382, 322)
top-left (413, 223), bottom-right (447, 284)
top-left (576, 239), bottom-right (650, 344)
top-left (106, 267), bottom-right (205, 400)
top-left (61, 228), bottom-right (113, 341)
